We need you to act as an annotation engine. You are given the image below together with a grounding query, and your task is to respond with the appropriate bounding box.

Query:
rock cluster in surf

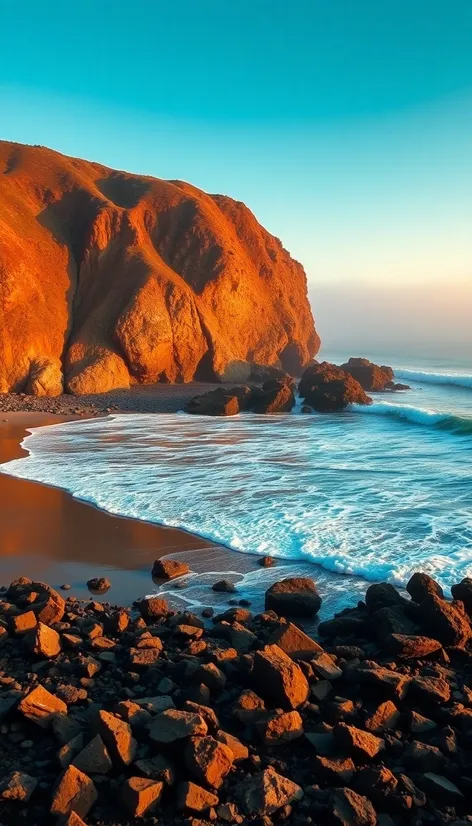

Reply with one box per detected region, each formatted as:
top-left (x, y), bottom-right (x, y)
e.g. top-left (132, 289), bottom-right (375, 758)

top-left (1, 570), bottom-right (472, 825)
top-left (0, 141), bottom-right (318, 396)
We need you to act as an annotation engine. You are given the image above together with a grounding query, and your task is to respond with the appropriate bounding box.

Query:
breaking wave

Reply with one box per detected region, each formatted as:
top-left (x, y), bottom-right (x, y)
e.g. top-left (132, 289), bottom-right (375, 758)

top-left (352, 401), bottom-right (472, 434)
top-left (394, 368), bottom-right (472, 390)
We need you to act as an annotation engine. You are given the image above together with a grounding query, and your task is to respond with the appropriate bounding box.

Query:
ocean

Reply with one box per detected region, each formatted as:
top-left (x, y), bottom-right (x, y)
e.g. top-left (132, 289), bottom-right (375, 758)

top-left (2, 351), bottom-right (471, 598)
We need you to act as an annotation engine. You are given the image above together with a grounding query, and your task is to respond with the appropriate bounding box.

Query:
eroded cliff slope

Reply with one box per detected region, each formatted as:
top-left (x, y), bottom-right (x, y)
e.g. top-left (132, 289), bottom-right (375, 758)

top-left (0, 141), bottom-right (319, 394)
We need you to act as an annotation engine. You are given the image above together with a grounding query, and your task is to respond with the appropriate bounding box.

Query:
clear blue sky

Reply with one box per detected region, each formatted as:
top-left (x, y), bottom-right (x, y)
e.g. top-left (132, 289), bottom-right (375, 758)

top-left (1, 0), bottom-right (471, 349)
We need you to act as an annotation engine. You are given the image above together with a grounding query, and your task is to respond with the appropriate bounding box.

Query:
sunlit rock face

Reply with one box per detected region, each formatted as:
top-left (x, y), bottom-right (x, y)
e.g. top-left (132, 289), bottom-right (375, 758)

top-left (0, 141), bottom-right (320, 395)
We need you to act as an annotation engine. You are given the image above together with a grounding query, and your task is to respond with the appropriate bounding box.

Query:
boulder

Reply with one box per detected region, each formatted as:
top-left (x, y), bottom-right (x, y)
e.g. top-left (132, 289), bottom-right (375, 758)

top-left (50, 765), bottom-right (98, 819)
top-left (138, 597), bottom-right (169, 620)
top-left (184, 735), bottom-right (233, 788)
top-left (451, 577), bottom-right (472, 616)
top-left (411, 675), bottom-right (451, 704)
top-left (256, 710), bottom-right (304, 745)
top-left (253, 644), bottom-right (310, 709)
top-left (176, 781), bottom-right (219, 812)
top-left (340, 357), bottom-right (394, 391)
top-left (355, 766), bottom-right (398, 803)
top-left (364, 700), bottom-right (400, 733)
top-left (334, 723), bottom-right (384, 758)
top-left (236, 766), bottom-right (303, 815)
top-left (313, 756), bottom-right (355, 784)
top-left (252, 379), bottom-right (295, 413)
top-left (151, 558), bottom-right (190, 579)
top-left (329, 787), bottom-right (377, 826)
top-left (268, 621), bottom-right (324, 659)
top-left (298, 362), bottom-right (372, 412)
top-left (97, 710), bottom-right (137, 766)
top-left (7, 578), bottom-right (65, 625)
top-left (26, 622), bottom-right (61, 658)
top-left (386, 633), bottom-right (442, 659)
top-left (420, 773), bottom-right (464, 804)
top-left (121, 777), bottom-right (164, 817)
top-left (407, 572), bottom-right (444, 602)
top-left (265, 577), bottom-right (322, 617)
top-left (18, 685), bottom-right (67, 727)
top-left (419, 594), bottom-right (471, 646)
top-left (86, 577), bottom-right (111, 593)
top-left (185, 387), bottom-right (249, 416)
top-left (212, 579), bottom-right (236, 593)
top-left (215, 731), bottom-right (249, 762)
top-left (147, 709), bottom-right (208, 743)
top-left (72, 735), bottom-right (113, 775)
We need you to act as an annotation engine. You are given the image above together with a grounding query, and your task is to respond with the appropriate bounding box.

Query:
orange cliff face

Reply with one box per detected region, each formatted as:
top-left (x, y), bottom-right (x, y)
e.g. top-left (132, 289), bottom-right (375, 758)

top-left (0, 141), bottom-right (320, 395)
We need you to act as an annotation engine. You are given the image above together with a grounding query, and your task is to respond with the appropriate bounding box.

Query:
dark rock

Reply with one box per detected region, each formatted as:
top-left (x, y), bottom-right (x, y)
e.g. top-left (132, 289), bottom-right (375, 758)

top-left (253, 644), bottom-right (310, 709)
top-left (147, 708), bottom-right (208, 743)
top-left (334, 723), bottom-right (384, 759)
top-left (329, 787), bottom-right (377, 826)
top-left (411, 675), bottom-right (451, 704)
top-left (265, 577), bottom-right (321, 617)
top-left (151, 558), bottom-right (190, 579)
top-left (299, 362), bottom-right (372, 412)
top-left (386, 633), bottom-right (442, 659)
top-left (0, 770), bottom-right (37, 802)
top-left (252, 380), bottom-right (295, 414)
top-left (184, 735), bottom-right (233, 788)
top-left (267, 621), bottom-right (324, 659)
top-left (355, 766), bottom-right (398, 803)
top-left (451, 577), bottom-right (472, 616)
top-left (236, 766), bottom-right (303, 815)
top-left (86, 577), bottom-right (111, 592)
top-left (259, 555), bottom-right (276, 567)
top-left (419, 594), bottom-right (471, 646)
top-left (340, 357), bottom-right (395, 391)
top-left (407, 572), bottom-right (443, 602)
top-left (313, 756), bottom-right (355, 784)
top-left (212, 579), bottom-right (236, 593)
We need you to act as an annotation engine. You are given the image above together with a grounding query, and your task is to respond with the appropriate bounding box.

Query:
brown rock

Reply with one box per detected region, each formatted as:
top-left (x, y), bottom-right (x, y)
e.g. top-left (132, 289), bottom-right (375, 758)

top-left (420, 594), bottom-right (471, 646)
top-left (86, 576), bottom-right (110, 592)
top-left (134, 755), bottom-right (176, 785)
top-left (50, 765), bottom-right (98, 819)
top-left (184, 735), bottom-right (233, 788)
top-left (253, 644), bottom-right (310, 709)
top-left (334, 723), bottom-right (385, 758)
top-left (138, 596), bottom-right (169, 620)
top-left (354, 664), bottom-right (411, 700)
top-left (355, 766), bottom-right (398, 803)
top-left (252, 380), bottom-right (295, 414)
top-left (152, 558), bottom-right (190, 579)
top-left (311, 651), bottom-right (343, 680)
top-left (386, 633), bottom-right (442, 659)
top-left (176, 781), bottom-right (219, 812)
top-left (185, 388), bottom-right (246, 416)
top-left (340, 357), bottom-right (394, 391)
top-left (10, 610), bottom-right (37, 635)
top-left (313, 756), bottom-right (355, 784)
top-left (451, 577), bottom-right (472, 616)
top-left (265, 577), bottom-right (322, 617)
top-left (329, 787), bottom-right (377, 826)
top-left (364, 700), bottom-right (400, 732)
top-left (404, 740), bottom-right (444, 772)
top-left (0, 141), bottom-right (318, 395)
top-left (216, 730), bottom-right (249, 762)
top-left (121, 777), bottom-right (164, 817)
top-left (268, 621), bottom-right (324, 659)
top-left (18, 685), bottom-right (67, 727)
top-left (257, 710), bottom-right (304, 745)
top-left (26, 621), bottom-right (61, 658)
top-left (148, 708), bottom-right (208, 743)
top-left (73, 734), bottom-right (113, 774)
top-left (236, 766), bottom-right (303, 815)
top-left (0, 770), bottom-right (37, 801)
top-left (411, 675), bottom-right (451, 704)
top-left (299, 362), bottom-right (372, 412)
top-left (97, 709), bottom-right (137, 765)
top-left (129, 647), bottom-right (161, 667)
top-left (407, 572), bottom-right (443, 602)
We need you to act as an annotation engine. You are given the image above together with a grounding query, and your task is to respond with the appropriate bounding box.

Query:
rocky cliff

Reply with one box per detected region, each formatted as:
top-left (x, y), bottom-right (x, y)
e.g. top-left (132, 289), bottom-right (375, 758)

top-left (0, 141), bottom-right (319, 395)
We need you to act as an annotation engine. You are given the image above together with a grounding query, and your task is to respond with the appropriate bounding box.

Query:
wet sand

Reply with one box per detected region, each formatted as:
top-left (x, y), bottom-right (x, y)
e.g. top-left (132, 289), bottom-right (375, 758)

top-left (0, 412), bottom-right (224, 604)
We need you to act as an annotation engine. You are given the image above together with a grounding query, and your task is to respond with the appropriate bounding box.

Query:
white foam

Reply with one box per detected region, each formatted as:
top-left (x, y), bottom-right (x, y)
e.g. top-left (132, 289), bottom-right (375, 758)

top-left (1, 412), bottom-right (472, 593)
top-left (394, 368), bottom-right (472, 389)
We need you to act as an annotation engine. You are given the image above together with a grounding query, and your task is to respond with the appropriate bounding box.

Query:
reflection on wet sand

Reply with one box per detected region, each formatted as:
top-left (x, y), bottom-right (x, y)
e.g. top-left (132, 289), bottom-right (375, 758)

top-left (0, 413), bottom-right (220, 602)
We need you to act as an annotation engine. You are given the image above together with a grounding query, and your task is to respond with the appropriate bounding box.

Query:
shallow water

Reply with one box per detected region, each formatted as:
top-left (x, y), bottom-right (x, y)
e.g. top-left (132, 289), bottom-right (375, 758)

top-left (2, 354), bottom-right (471, 595)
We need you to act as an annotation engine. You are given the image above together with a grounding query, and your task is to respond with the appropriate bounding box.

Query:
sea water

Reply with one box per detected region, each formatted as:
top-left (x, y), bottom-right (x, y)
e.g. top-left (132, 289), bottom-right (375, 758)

top-left (1, 352), bottom-right (471, 594)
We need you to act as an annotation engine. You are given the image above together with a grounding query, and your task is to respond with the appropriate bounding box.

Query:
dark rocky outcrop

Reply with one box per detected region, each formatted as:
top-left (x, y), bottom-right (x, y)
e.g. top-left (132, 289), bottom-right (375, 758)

top-left (298, 362), bottom-right (372, 412)
top-left (1, 572), bottom-right (472, 826)
top-left (340, 357), bottom-right (396, 391)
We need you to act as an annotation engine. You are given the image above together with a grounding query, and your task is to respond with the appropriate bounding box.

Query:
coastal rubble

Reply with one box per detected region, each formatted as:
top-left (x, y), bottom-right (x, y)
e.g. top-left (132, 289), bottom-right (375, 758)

top-left (1, 573), bottom-right (472, 824)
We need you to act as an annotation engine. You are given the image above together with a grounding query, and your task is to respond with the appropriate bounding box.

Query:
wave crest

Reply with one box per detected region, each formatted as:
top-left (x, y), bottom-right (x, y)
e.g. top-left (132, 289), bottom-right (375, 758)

top-left (352, 400), bottom-right (472, 434)
top-left (395, 368), bottom-right (472, 389)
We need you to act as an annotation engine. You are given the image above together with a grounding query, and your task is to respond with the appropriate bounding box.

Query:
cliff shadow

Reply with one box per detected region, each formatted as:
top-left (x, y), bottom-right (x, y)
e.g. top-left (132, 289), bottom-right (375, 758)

top-left (95, 173), bottom-right (151, 209)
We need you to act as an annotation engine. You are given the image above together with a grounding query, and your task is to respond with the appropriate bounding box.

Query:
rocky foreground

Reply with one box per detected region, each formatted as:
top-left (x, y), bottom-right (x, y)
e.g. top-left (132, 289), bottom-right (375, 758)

top-left (1, 571), bottom-right (472, 826)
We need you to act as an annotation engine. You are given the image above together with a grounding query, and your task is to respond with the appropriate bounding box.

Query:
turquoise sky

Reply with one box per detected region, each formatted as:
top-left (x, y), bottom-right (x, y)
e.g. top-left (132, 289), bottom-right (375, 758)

top-left (1, 0), bottom-right (472, 298)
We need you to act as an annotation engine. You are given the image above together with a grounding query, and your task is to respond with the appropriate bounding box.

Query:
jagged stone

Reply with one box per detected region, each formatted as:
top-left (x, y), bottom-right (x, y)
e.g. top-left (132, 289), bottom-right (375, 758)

top-left (253, 644), bottom-right (309, 709)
